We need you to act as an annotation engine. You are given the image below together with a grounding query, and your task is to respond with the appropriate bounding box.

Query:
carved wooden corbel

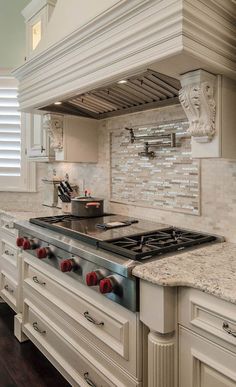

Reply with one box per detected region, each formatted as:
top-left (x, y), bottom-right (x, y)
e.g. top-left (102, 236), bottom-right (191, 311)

top-left (179, 70), bottom-right (216, 143)
top-left (43, 113), bottom-right (63, 150)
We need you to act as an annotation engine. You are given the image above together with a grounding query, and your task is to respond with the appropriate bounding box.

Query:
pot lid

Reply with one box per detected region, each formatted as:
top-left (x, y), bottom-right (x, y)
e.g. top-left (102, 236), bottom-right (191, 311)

top-left (72, 197), bottom-right (103, 202)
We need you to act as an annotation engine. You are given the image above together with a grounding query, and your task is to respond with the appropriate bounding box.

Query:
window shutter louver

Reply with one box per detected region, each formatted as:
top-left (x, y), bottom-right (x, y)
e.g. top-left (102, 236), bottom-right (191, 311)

top-left (0, 76), bottom-right (21, 178)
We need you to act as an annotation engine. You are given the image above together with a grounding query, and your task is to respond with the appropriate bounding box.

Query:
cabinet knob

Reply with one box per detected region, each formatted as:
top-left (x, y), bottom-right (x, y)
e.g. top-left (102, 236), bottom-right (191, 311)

top-left (40, 145), bottom-right (46, 153)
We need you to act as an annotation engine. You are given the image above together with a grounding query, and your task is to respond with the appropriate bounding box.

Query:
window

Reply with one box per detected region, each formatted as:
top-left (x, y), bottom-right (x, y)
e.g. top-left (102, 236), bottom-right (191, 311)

top-left (0, 73), bottom-right (35, 191)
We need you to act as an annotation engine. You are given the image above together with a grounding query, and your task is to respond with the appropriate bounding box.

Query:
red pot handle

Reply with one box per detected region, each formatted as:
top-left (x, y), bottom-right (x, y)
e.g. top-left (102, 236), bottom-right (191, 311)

top-left (85, 202), bottom-right (101, 208)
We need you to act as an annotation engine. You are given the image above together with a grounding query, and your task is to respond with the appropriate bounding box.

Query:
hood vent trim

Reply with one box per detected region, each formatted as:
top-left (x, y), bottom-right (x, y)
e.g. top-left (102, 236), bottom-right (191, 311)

top-left (40, 69), bottom-right (181, 119)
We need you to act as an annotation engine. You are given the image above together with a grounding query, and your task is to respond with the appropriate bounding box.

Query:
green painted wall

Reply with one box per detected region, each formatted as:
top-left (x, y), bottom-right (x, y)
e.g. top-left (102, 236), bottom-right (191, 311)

top-left (0, 0), bottom-right (30, 68)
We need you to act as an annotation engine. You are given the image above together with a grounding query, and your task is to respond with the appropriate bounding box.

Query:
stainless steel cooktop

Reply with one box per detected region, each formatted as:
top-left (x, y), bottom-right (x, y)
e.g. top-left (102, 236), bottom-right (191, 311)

top-left (30, 214), bottom-right (218, 260)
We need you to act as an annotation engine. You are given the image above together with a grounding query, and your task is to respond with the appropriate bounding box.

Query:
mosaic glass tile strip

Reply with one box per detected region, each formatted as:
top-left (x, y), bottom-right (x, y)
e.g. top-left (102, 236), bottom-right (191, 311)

top-left (110, 120), bottom-right (200, 215)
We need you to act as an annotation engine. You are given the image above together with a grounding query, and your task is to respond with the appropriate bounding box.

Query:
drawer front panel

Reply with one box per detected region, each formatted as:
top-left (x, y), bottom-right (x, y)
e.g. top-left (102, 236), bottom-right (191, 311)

top-left (25, 263), bottom-right (131, 358)
top-left (178, 288), bottom-right (236, 351)
top-left (23, 258), bottom-right (140, 378)
top-left (23, 299), bottom-right (137, 387)
top-left (1, 270), bottom-right (17, 311)
top-left (0, 215), bottom-right (17, 236)
top-left (179, 326), bottom-right (236, 387)
top-left (1, 239), bottom-right (18, 268)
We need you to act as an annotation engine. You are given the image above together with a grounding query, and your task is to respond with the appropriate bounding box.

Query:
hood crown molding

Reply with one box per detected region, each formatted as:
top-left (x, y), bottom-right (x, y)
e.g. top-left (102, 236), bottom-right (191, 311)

top-left (13, 0), bottom-right (236, 113)
top-left (21, 0), bottom-right (57, 21)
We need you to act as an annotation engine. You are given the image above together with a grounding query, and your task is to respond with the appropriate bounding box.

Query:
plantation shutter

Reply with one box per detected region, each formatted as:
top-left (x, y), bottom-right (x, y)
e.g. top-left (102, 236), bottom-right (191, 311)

top-left (0, 75), bottom-right (21, 188)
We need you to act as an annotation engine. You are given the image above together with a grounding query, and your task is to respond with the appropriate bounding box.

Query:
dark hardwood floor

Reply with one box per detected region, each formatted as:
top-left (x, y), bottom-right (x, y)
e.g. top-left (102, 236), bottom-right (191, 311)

top-left (0, 303), bottom-right (70, 387)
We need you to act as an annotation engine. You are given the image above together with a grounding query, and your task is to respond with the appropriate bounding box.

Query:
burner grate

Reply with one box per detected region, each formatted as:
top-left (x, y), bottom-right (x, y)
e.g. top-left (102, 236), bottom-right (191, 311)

top-left (99, 228), bottom-right (217, 259)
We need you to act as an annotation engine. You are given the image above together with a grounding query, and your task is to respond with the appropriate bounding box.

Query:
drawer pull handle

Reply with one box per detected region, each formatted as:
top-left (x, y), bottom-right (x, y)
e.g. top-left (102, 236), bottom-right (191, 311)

top-left (4, 250), bottom-right (14, 257)
top-left (33, 276), bottom-right (46, 286)
top-left (5, 224), bottom-right (14, 229)
top-left (223, 322), bottom-right (236, 338)
top-left (4, 285), bottom-right (14, 293)
top-left (33, 322), bottom-right (46, 335)
top-left (84, 372), bottom-right (97, 387)
top-left (83, 311), bottom-right (104, 326)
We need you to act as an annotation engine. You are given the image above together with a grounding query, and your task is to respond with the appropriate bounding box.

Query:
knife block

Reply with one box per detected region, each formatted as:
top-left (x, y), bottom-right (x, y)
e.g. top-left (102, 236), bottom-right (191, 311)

top-left (57, 184), bottom-right (79, 209)
top-left (61, 202), bottom-right (72, 213)
top-left (42, 179), bottom-right (61, 207)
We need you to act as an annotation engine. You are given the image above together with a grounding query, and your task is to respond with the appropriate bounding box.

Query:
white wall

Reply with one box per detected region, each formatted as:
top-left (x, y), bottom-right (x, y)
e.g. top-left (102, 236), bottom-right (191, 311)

top-left (0, 0), bottom-right (29, 68)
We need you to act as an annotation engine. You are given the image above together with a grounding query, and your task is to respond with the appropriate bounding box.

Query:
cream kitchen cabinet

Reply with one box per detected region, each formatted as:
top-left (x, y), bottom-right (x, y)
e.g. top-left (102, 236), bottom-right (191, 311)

top-left (0, 212), bottom-right (22, 313)
top-left (54, 115), bottom-right (98, 163)
top-left (179, 327), bottom-right (236, 387)
top-left (178, 288), bottom-right (236, 387)
top-left (26, 113), bottom-right (55, 161)
top-left (139, 281), bottom-right (236, 387)
top-left (14, 251), bottom-right (145, 386)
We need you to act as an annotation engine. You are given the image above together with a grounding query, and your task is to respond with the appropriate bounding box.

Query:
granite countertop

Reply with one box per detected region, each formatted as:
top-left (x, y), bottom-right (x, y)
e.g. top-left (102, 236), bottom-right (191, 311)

top-left (0, 207), bottom-right (63, 220)
top-left (133, 242), bottom-right (236, 305)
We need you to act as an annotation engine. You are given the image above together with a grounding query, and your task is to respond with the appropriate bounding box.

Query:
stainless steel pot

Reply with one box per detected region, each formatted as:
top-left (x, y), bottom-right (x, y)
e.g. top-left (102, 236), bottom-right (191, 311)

top-left (71, 196), bottom-right (104, 217)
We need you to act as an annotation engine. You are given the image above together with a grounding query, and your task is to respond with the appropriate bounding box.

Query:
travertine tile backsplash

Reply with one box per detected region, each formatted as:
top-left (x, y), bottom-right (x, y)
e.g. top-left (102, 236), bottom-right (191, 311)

top-left (1, 104), bottom-right (236, 242)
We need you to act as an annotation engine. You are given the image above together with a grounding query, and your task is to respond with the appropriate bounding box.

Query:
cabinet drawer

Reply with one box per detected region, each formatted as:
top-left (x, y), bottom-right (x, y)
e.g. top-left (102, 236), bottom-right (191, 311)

top-left (1, 270), bottom-right (17, 311)
top-left (23, 299), bottom-right (136, 387)
top-left (25, 264), bottom-right (128, 356)
top-left (0, 215), bottom-right (17, 236)
top-left (23, 258), bottom-right (140, 378)
top-left (179, 326), bottom-right (236, 387)
top-left (1, 239), bottom-right (18, 268)
top-left (178, 288), bottom-right (236, 351)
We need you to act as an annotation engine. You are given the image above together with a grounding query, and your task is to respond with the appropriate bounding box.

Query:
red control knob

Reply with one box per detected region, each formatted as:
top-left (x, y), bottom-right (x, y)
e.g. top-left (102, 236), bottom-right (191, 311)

top-left (99, 278), bottom-right (113, 294)
top-left (60, 259), bottom-right (74, 272)
top-left (86, 271), bottom-right (99, 286)
top-left (36, 247), bottom-right (49, 259)
top-left (22, 239), bottom-right (31, 250)
top-left (16, 237), bottom-right (24, 247)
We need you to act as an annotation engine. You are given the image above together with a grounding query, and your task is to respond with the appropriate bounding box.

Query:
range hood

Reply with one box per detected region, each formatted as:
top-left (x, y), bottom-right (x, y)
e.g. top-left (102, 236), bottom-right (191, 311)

top-left (13, 0), bottom-right (236, 116)
top-left (40, 69), bottom-right (181, 119)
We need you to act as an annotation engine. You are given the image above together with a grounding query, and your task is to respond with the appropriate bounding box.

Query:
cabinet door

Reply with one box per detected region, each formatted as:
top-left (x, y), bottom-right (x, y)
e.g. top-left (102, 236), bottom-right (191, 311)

top-left (179, 326), bottom-right (236, 387)
top-left (26, 114), bottom-right (53, 160)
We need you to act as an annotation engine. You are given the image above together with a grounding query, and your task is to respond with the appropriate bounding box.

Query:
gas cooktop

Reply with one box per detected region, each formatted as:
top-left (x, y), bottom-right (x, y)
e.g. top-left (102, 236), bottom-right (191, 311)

top-left (30, 214), bottom-right (218, 260)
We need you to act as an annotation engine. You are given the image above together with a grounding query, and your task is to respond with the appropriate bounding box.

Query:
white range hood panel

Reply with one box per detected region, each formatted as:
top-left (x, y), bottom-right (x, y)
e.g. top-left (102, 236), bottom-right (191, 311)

top-left (33, 0), bottom-right (122, 56)
top-left (13, 0), bottom-right (236, 113)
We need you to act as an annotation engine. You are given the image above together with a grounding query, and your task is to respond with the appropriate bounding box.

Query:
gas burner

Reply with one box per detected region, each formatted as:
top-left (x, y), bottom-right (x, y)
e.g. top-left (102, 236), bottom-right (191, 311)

top-left (100, 228), bottom-right (217, 259)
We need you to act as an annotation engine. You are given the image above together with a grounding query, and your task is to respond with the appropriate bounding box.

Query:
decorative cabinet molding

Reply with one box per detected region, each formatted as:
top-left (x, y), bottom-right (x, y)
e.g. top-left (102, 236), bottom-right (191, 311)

top-left (43, 113), bottom-right (63, 150)
top-left (179, 70), bottom-right (216, 143)
top-left (180, 70), bottom-right (236, 158)
top-left (148, 331), bottom-right (175, 387)
top-left (139, 281), bottom-right (178, 387)
top-left (26, 113), bottom-right (55, 161)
